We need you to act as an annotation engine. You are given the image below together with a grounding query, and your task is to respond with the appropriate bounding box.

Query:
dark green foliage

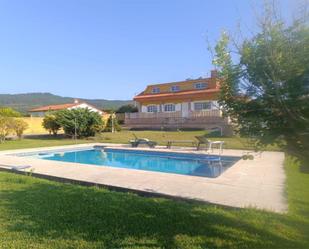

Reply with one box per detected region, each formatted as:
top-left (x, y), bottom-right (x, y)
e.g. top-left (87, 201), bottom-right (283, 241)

top-left (104, 114), bottom-right (121, 132)
top-left (205, 130), bottom-right (222, 137)
top-left (116, 104), bottom-right (138, 113)
top-left (213, 13), bottom-right (309, 158)
top-left (42, 115), bottom-right (61, 136)
top-left (55, 108), bottom-right (104, 138)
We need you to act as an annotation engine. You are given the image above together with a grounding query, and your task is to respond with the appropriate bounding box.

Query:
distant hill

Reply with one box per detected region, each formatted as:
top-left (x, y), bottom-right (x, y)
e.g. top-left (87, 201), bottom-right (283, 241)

top-left (0, 93), bottom-right (133, 113)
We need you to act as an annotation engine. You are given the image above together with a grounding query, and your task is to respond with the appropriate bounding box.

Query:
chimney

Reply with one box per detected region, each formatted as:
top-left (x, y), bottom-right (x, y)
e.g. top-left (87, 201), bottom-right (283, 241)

top-left (74, 99), bottom-right (79, 104)
top-left (211, 69), bottom-right (218, 78)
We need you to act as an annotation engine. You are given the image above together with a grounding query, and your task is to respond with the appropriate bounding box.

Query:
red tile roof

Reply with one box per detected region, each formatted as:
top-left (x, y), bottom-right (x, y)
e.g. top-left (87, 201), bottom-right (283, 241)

top-left (29, 103), bottom-right (80, 112)
top-left (134, 88), bottom-right (220, 102)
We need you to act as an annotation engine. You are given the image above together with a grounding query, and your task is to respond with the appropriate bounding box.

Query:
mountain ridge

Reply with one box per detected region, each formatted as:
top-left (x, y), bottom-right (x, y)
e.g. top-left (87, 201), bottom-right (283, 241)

top-left (0, 92), bottom-right (133, 113)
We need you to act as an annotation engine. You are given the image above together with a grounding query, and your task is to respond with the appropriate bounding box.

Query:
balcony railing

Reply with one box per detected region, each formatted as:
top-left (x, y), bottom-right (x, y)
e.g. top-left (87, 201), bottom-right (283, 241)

top-left (125, 109), bottom-right (221, 119)
top-left (188, 110), bottom-right (222, 117)
top-left (126, 111), bottom-right (182, 119)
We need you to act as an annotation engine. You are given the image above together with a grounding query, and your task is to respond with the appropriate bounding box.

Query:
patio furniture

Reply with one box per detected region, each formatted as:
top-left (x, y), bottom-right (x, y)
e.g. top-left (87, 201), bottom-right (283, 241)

top-left (166, 140), bottom-right (197, 149)
top-left (130, 134), bottom-right (157, 148)
top-left (195, 135), bottom-right (224, 152)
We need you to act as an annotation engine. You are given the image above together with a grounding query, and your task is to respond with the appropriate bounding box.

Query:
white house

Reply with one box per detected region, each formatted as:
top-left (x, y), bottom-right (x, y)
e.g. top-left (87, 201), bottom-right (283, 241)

top-left (29, 100), bottom-right (104, 117)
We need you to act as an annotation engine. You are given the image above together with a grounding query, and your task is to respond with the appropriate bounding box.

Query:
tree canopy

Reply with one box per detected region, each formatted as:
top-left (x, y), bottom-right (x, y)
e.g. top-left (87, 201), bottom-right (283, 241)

top-left (116, 104), bottom-right (138, 113)
top-left (42, 114), bottom-right (61, 136)
top-left (213, 8), bottom-right (309, 158)
top-left (0, 107), bottom-right (21, 117)
top-left (55, 108), bottom-right (104, 138)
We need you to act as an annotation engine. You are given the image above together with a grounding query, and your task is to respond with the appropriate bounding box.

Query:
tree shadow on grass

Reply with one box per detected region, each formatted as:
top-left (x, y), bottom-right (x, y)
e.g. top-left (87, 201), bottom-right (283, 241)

top-left (0, 173), bottom-right (307, 249)
top-left (300, 161), bottom-right (309, 174)
top-left (24, 134), bottom-right (69, 139)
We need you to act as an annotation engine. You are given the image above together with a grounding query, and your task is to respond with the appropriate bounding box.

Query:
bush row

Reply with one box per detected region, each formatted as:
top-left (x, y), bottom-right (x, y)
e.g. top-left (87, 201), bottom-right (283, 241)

top-left (0, 117), bottom-right (28, 143)
top-left (43, 108), bottom-right (121, 138)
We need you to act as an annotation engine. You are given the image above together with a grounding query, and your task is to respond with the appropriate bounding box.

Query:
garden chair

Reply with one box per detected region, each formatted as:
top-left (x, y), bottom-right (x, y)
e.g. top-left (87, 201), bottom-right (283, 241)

top-left (129, 133), bottom-right (157, 148)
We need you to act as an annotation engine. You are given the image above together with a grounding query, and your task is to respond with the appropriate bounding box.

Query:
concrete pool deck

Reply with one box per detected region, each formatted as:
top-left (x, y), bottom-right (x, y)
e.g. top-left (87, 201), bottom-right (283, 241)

top-left (0, 143), bottom-right (287, 213)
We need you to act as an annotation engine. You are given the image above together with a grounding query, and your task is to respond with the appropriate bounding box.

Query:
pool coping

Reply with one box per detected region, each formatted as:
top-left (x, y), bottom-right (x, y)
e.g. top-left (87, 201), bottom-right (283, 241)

top-left (0, 143), bottom-right (287, 213)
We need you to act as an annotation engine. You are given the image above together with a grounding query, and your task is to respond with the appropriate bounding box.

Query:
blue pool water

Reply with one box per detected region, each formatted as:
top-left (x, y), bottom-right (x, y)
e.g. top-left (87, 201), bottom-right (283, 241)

top-left (26, 148), bottom-right (240, 178)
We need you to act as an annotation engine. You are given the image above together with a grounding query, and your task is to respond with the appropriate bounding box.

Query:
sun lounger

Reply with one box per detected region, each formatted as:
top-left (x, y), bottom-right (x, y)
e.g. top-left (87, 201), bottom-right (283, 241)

top-left (166, 140), bottom-right (197, 149)
top-left (130, 134), bottom-right (157, 148)
top-left (195, 135), bottom-right (224, 152)
top-left (11, 165), bottom-right (32, 171)
top-left (0, 164), bottom-right (32, 171)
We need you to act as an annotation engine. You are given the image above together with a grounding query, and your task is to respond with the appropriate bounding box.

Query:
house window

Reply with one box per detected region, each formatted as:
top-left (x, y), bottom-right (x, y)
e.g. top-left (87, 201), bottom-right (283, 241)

top-left (164, 104), bottom-right (176, 112)
top-left (147, 105), bottom-right (158, 112)
top-left (195, 82), bottom-right (208, 89)
top-left (152, 87), bottom-right (160, 94)
top-left (170, 85), bottom-right (180, 92)
top-left (194, 102), bottom-right (211, 110)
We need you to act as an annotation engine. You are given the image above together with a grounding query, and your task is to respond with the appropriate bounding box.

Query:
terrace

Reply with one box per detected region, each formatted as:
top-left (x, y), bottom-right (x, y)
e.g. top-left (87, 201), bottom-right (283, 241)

top-left (125, 109), bottom-right (230, 130)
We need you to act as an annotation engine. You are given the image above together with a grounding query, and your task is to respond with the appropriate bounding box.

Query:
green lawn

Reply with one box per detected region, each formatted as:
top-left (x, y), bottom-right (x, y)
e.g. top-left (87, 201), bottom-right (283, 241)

top-left (0, 131), bottom-right (306, 248)
top-left (0, 130), bottom-right (280, 151)
top-left (0, 136), bottom-right (92, 151)
top-left (0, 156), bottom-right (308, 248)
top-left (98, 130), bottom-right (252, 149)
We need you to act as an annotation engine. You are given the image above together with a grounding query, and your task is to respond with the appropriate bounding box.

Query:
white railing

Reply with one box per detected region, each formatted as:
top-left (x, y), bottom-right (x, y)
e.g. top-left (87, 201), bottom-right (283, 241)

top-left (189, 109), bottom-right (221, 118)
top-left (125, 109), bottom-right (221, 119)
top-left (126, 111), bottom-right (182, 119)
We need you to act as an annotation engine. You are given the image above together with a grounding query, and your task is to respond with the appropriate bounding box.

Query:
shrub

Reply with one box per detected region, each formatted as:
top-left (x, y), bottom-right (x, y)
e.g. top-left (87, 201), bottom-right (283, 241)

top-left (104, 114), bottom-right (121, 132)
top-left (116, 104), bottom-right (138, 113)
top-left (55, 108), bottom-right (104, 138)
top-left (42, 115), bottom-right (61, 136)
top-left (0, 116), bottom-right (13, 143)
top-left (10, 119), bottom-right (28, 139)
top-left (0, 107), bottom-right (21, 117)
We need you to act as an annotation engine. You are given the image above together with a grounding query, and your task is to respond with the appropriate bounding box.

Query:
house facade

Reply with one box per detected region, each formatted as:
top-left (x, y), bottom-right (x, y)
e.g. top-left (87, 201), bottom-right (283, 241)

top-left (125, 70), bottom-right (231, 133)
top-left (29, 100), bottom-right (105, 117)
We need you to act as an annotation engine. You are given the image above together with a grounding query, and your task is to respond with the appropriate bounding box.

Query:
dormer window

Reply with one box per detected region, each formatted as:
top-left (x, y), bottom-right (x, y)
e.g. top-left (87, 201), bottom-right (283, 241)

top-left (171, 85), bottom-right (180, 92)
top-left (195, 82), bottom-right (207, 89)
top-left (152, 87), bottom-right (160, 94)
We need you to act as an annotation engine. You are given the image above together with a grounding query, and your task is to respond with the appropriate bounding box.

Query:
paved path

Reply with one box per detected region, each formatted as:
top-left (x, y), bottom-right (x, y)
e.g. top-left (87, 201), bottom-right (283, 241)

top-left (0, 143), bottom-right (287, 213)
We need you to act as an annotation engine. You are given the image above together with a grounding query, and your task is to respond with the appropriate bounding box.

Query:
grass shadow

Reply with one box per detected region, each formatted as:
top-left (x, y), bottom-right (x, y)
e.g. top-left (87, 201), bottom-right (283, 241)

top-left (0, 172), bottom-right (308, 249)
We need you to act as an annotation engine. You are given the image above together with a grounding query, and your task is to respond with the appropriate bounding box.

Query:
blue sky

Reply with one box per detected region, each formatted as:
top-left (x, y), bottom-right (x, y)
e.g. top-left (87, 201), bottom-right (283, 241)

top-left (0, 0), bottom-right (300, 100)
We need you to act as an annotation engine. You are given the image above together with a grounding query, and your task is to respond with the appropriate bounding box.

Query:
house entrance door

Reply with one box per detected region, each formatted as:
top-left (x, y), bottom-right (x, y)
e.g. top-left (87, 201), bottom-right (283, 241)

top-left (181, 102), bottom-right (189, 117)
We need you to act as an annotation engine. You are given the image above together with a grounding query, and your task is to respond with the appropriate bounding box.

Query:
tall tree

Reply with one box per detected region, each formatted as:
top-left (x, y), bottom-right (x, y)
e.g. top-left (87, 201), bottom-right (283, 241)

top-left (213, 6), bottom-right (309, 158)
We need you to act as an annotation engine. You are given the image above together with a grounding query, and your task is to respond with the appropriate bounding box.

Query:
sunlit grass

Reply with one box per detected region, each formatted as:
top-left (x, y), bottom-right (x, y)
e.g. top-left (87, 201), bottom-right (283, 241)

top-left (0, 155), bottom-right (308, 248)
top-left (1, 130), bottom-right (280, 151)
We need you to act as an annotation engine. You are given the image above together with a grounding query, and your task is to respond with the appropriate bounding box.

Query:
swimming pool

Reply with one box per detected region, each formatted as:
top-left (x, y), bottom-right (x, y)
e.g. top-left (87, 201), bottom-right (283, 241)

top-left (20, 147), bottom-right (240, 178)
